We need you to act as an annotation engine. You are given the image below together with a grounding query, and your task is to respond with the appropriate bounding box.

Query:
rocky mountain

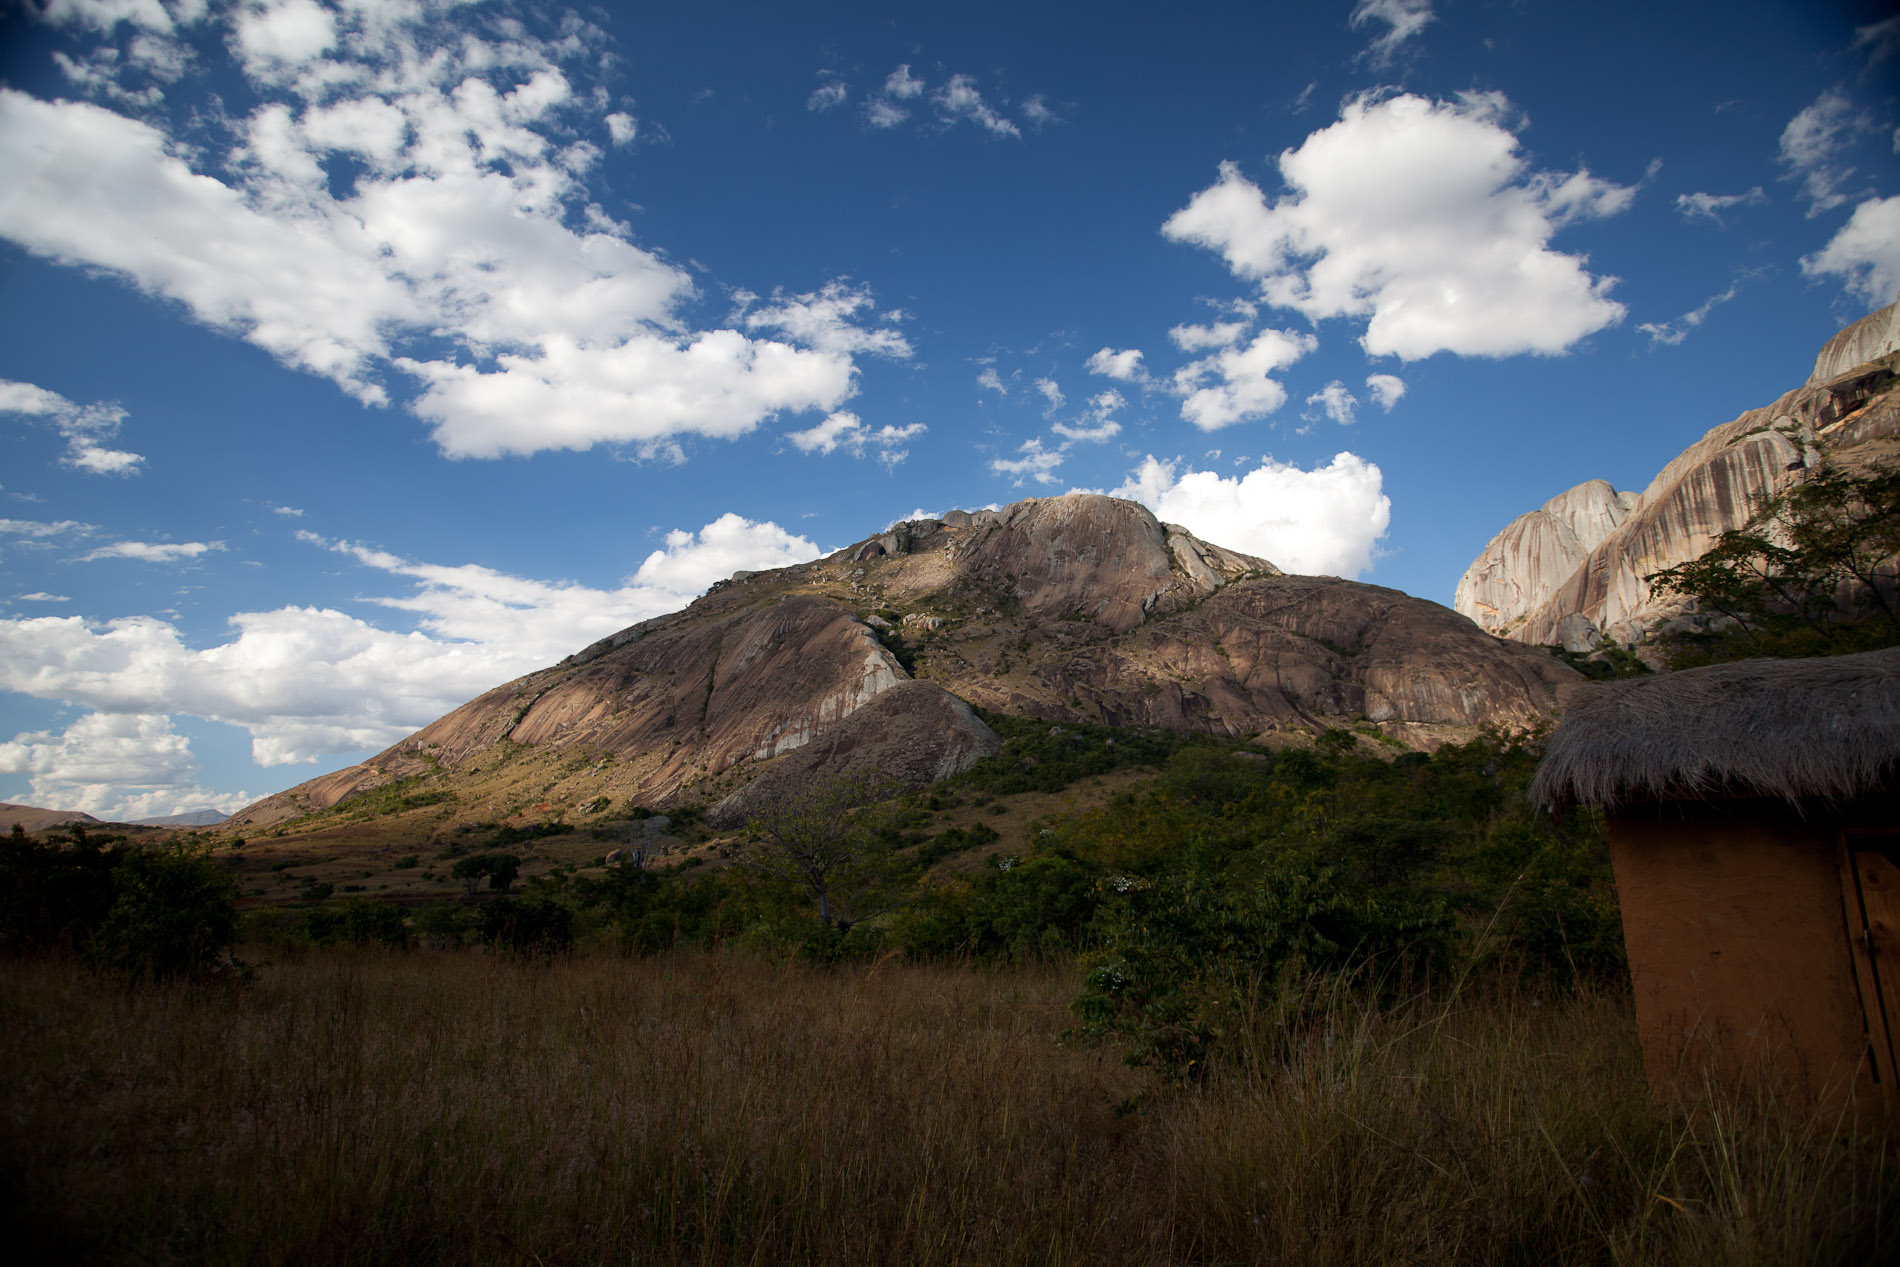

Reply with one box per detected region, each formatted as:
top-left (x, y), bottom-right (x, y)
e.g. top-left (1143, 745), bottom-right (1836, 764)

top-left (1456, 302), bottom-right (1900, 650)
top-left (230, 494), bottom-right (1579, 834)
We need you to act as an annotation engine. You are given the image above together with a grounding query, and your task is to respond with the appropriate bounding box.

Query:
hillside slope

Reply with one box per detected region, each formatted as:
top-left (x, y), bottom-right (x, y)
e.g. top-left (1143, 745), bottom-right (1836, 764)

top-left (230, 494), bottom-right (1576, 834)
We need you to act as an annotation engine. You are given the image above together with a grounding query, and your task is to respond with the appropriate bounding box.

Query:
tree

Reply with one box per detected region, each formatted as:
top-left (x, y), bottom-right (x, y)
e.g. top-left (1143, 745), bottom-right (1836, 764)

top-left (738, 772), bottom-right (901, 927)
top-left (449, 853), bottom-right (521, 894)
top-left (1646, 459), bottom-right (1900, 666)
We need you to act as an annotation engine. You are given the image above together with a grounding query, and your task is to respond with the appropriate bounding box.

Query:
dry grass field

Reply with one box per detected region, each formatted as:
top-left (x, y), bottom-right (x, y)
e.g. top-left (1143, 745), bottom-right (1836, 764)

top-left (3, 947), bottom-right (1892, 1266)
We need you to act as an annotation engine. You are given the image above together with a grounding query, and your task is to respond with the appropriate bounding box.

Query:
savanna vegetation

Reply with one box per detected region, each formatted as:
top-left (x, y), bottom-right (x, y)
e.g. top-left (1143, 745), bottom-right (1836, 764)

top-left (4, 720), bottom-right (1894, 1264)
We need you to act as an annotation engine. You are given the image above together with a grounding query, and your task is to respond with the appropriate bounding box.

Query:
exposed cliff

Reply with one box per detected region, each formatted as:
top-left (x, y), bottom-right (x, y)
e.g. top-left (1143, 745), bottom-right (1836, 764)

top-left (231, 494), bottom-right (1577, 834)
top-left (1456, 302), bottom-right (1900, 651)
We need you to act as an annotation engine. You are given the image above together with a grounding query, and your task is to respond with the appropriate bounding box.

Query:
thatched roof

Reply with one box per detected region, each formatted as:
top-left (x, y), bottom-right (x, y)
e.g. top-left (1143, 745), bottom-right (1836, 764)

top-left (1530, 648), bottom-right (1900, 809)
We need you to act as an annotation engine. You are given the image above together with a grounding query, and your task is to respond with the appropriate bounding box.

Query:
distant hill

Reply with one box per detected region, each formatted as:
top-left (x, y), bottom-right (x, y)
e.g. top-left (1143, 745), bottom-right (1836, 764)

top-left (0, 802), bottom-right (102, 831)
top-left (129, 809), bottom-right (230, 827)
top-left (229, 493), bottom-right (1579, 839)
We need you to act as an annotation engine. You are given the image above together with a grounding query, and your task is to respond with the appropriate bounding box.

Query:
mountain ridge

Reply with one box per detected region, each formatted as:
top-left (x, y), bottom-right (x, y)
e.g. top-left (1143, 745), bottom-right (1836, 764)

top-left (229, 494), bottom-right (1577, 836)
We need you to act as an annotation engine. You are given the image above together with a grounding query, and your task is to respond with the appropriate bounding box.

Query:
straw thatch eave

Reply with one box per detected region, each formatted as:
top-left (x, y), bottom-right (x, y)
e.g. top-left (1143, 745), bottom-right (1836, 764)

top-left (1530, 647), bottom-right (1900, 809)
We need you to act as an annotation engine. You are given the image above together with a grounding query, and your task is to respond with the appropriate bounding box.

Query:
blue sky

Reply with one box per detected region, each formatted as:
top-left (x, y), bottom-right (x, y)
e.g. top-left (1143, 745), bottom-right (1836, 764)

top-left (1, 0), bottom-right (1896, 819)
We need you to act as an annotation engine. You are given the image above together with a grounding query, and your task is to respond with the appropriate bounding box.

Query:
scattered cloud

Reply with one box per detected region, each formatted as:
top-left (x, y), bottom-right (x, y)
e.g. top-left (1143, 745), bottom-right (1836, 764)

top-left (1365, 373), bottom-right (1406, 409)
top-left (1638, 278), bottom-right (1751, 346)
top-left (977, 366), bottom-right (1009, 396)
top-left (991, 438), bottom-right (1065, 485)
top-left (0, 519), bottom-right (90, 540)
top-left (15, 593), bottom-right (70, 602)
top-left (0, 378), bottom-right (145, 475)
top-left (807, 75), bottom-right (847, 112)
top-left (81, 540), bottom-right (224, 563)
top-left (1674, 187), bottom-right (1766, 225)
top-left (1162, 93), bottom-right (1632, 360)
top-left (1086, 347), bottom-right (1149, 382)
top-left (1780, 88), bottom-right (1867, 217)
top-left (933, 73), bottom-right (1020, 138)
top-left (1034, 376), bottom-right (1065, 416)
top-left (736, 281), bottom-right (914, 359)
top-left (1802, 195), bottom-right (1900, 309)
top-left (272, 505), bottom-right (304, 517)
top-left (1854, 16), bottom-right (1900, 65)
top-left (0, 7), bottom-right (901, 462)
top-left (1169, 318), bottom-right (1251, 351)
top-left (1350, 0), bottom-right (1435, 68)
top-left (884, 64), bottom-right (925, 100)
top-left (785, 410), bottom-right (925, 466)
top-left (1021, 95), bottom-right (1058, 129)
top-left (0, 515), bottom-right (820, 768)
top-left (1172, 328), bottom-right (1317, 430)
top-left (1051, 390), bottom-right (1124, 443)
top-left (1304, 380), bottom-right (1358, 425)
top-left (1109, 452), bottom-right (1391, 577)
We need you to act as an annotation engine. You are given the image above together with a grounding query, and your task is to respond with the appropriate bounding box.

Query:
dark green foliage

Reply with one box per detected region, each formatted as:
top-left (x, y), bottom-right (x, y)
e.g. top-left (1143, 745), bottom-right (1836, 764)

top-left (3, 833), bottom-right (241, 981)
top-left (1548, 639), bottom-right (1653, 680)
top-left (913, 821), bottom-right (999, 867)
top-left (477, 897), bottom-right (573, 957)
top-left (304, 898), bottom-right (411, 949)
top-left (90, 843), bottom-right (242, 982)
top-left (950, 712), bottom-right (1202, 796)
top-left (450, 853), bottom-right (521, 894)
top-left (1647, 459), bottom-right (1900, 667)
top-left (0, 831), bottom-right (119, 954)
top-left (486, 821), bottom-right (572, 848)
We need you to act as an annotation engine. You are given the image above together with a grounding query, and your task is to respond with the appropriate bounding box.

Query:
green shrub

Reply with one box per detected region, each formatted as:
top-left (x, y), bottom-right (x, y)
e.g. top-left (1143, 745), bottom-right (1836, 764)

top-left (89, 843), bottom-right (242, 982)
top-left (477, 897), bottom-right (573, 958)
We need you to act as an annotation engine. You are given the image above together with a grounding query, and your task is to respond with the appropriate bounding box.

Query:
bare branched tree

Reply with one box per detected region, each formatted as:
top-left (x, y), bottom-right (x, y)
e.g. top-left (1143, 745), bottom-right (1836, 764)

top-left (737, 772), bottom-right (900, 927)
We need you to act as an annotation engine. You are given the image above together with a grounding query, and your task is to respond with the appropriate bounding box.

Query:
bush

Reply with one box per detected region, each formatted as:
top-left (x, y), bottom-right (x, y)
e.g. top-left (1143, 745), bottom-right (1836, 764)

top-left (477, 897), bottom-right (573, 958)
top-left (89, 843), bottom-right (242, 982)
top-left (0, 830), bottom-right (119, 954)
top-left (304, 898), bottom-right (410, 950)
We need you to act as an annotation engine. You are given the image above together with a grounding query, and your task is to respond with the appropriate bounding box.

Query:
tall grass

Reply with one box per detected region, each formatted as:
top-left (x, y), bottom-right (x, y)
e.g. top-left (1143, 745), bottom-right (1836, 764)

top-left (1, 949), bottom-right (1890, 1265)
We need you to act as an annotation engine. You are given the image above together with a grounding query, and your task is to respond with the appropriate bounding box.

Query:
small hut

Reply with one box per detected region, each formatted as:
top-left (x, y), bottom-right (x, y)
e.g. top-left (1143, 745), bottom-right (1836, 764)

top-left (1531, 648), bottom-right (1900, 1115)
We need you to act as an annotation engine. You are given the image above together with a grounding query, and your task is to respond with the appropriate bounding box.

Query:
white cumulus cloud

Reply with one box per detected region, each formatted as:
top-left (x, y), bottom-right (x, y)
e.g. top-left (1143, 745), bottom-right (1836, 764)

top-left (0, 515), bottom-right (821, 769)
top-left (1304, 380), bottom-right (1358, 426)
top-left (1365, 373), bottom-right (1406, 409)
top-left (1086, 347), bottom-right (1149, 382)
top-left (1172, 328), bottom-right (1317, 430)
top-left (0, 711), bottom-right (253, 821)
top-left (1161, 93), bottom-right (1632, 360)
top-left (0, 7), bottom-right (900, 461)
top-left (1802, 195), bottom-right (1900, 309)
top-left (1109, 452), bottom-right (1391, 577)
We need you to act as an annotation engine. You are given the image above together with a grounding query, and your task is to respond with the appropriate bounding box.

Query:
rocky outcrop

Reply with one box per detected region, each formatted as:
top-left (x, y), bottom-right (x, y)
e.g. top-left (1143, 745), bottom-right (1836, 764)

top-left (1810, 303), bottom-right (1900, 385)
top-left (1454, 480), bottom-right (1638, 636)
top-left (1457, 302), bottom-right (1900, 651)
top-left (233, 493), bottom-right (1576, 834)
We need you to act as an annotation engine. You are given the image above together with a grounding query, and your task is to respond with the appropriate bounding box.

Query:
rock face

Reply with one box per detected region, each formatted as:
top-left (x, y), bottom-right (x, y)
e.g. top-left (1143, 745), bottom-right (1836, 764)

top-left (1456, 302), bottom-right (1900, 650)
top-left (232, 493), bottom-right (1577, 834)
top-left (1454, 479), bottom-right (1639, 638)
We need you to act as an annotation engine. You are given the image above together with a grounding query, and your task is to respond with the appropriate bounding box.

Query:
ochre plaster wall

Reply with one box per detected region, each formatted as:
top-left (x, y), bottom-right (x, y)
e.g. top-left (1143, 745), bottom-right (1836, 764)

top-left (1608, 799), bottom-right (1878, 1112)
